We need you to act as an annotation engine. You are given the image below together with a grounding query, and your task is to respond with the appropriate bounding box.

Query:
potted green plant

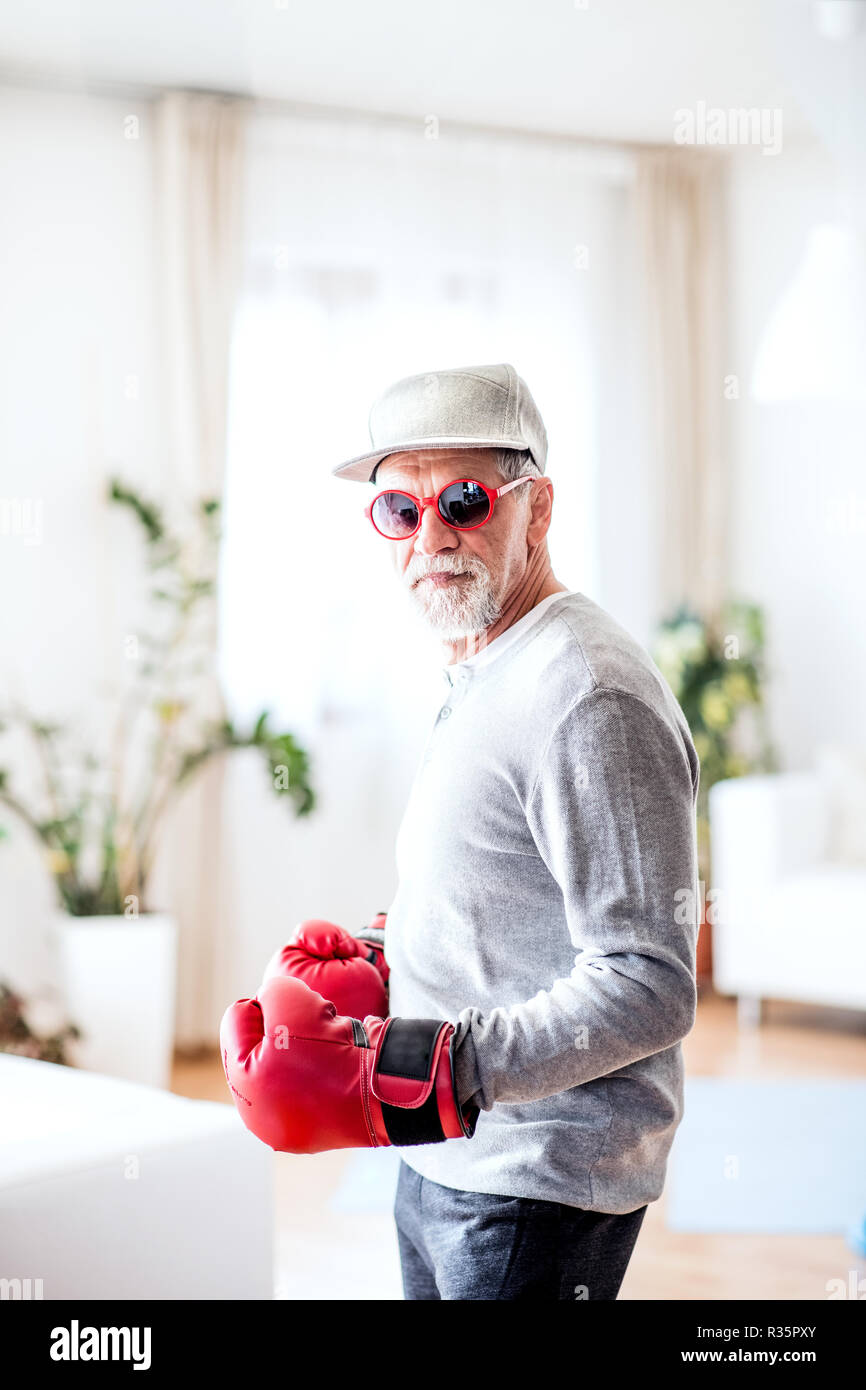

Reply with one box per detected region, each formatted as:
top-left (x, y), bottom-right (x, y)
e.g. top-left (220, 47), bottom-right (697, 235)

top-left (652, 599), bottom-right (775, 981)
top-left (0, 480), bottom-right (314, 1087)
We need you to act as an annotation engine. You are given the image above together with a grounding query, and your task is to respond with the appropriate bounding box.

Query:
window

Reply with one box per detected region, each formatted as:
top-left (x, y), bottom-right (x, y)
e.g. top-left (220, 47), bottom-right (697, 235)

top-left (219, 110), bottom-right (631, 743)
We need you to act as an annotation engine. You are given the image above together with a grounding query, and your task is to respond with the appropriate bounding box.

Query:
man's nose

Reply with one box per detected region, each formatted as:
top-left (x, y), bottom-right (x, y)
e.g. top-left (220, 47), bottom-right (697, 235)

top-left (413, 502), bottom-right (459, 556)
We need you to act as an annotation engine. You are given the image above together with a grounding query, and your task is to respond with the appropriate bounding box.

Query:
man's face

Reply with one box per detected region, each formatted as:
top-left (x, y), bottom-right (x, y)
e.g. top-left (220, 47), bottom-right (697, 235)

top-left (371, 448), bottom-right (539, 640)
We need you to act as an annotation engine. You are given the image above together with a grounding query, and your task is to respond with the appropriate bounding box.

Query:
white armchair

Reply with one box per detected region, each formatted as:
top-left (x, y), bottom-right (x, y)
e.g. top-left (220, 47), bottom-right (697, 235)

top-left (709, 771), bottom-right (866, 1022)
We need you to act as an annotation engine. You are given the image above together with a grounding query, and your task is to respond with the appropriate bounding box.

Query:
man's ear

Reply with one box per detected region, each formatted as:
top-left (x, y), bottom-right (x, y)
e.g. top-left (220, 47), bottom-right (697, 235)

top-left (526, 478), bottom-right (553, 547)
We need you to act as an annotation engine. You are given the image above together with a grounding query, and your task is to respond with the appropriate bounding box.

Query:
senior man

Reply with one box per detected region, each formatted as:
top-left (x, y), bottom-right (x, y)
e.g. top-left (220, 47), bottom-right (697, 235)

top-left (340, 362), bottom-right (699, 1300)
top-left (223, 362), bottom-right (699, 1302)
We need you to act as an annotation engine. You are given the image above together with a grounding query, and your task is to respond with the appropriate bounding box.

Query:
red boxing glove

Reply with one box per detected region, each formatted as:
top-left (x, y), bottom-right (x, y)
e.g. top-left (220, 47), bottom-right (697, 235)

top-left (353, 909), bottom-right (389, 990)
top-left (261, 918), bottom-right (389, 1020)
top-left (220, 974), bottom-right (478, 1154)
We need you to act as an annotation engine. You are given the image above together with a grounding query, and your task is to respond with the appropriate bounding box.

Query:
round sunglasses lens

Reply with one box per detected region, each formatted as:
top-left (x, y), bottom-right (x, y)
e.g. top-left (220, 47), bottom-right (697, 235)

top-left (372, 491), bottom-right (419, 538)
top-left (438, 481), bottom-right (491, 528)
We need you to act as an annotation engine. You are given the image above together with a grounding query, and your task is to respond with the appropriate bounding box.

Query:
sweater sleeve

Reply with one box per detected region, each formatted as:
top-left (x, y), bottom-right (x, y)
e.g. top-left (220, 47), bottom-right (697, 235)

top-left (451, 687), bottom-right (699, 1111)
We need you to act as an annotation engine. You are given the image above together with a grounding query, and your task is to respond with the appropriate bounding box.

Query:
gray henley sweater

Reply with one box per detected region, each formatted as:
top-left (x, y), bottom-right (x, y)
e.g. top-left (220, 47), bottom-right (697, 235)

top-left (383, 590), bottom-right (700, 1214)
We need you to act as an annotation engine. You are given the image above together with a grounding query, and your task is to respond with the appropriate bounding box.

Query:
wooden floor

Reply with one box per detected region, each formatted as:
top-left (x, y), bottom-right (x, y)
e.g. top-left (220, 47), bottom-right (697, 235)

top-left (172, 990), bottom-right (866, 1300)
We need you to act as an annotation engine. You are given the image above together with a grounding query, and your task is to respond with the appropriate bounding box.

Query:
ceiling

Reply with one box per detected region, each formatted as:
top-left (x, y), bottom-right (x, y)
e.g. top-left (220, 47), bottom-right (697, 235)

top-left (0, 0), bottom-right (862, 146)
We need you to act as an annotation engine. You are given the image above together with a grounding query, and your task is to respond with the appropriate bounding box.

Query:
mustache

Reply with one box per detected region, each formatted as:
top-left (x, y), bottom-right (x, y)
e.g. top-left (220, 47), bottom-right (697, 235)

top-left (408, 555), bottom-right (488, 585)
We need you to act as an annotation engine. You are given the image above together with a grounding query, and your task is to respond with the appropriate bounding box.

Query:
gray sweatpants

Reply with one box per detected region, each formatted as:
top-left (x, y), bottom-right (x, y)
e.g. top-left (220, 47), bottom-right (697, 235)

top-left (394, 1160), bottom-right (647, 1301)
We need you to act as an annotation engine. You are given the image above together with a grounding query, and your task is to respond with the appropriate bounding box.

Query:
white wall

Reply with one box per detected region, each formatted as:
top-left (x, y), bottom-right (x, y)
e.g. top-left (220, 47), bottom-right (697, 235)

top-left (725, 135), bottom-right (866, 767)
top-left (0, 85), bottom-right (161, 996)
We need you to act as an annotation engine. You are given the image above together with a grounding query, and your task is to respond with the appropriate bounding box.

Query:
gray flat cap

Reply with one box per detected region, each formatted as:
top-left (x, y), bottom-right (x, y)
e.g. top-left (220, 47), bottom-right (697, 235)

top-left (331, 363), bottom-right (548, 482)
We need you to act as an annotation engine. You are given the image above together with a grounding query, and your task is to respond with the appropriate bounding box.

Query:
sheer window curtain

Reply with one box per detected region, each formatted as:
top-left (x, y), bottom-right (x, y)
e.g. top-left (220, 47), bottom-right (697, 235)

top-left (215, 111), bottom-right (638, 1004)
top-left (634, 147), bottom-right (729, 618)
top-left (147, 91), bottom-right (248, 1048)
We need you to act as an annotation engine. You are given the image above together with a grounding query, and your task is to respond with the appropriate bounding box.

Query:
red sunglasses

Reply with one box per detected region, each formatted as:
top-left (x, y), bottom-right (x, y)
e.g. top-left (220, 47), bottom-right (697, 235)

top-left (366, 475), bottom-right (537, 540)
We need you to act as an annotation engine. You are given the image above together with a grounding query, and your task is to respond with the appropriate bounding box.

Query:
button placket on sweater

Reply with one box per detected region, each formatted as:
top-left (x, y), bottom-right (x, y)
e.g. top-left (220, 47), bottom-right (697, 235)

top-left (439, 665), bottom-right (474, 720)
top-left (423, 668), bottom-right (473, 762)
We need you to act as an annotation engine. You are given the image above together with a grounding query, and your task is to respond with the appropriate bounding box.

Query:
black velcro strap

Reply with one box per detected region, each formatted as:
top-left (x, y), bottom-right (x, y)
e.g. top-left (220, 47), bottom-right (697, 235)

top-left (350, 1018), bottom-right (369, 1047)
top-left (377, 1019), bottom-right (448, 1147)
top-left (378, 1017), bottom-right (440, 1079)
top-left (381, 1088), bottom-right (447, 1146)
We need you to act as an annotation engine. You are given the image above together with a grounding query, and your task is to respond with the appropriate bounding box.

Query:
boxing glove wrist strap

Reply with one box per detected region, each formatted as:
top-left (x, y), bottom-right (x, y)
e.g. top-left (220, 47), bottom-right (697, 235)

top-left (368, 1017), bottom-right (479, 1147)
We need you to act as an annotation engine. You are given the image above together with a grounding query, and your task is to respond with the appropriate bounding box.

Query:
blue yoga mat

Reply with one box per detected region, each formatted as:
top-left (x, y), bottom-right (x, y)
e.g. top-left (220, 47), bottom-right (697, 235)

top-left (666, 1079), bottom-right (866, 1234)
top-left (328, 1146), bottom-right (402, 1214)
top-left (328, 1080), bottom-right (866, 1234)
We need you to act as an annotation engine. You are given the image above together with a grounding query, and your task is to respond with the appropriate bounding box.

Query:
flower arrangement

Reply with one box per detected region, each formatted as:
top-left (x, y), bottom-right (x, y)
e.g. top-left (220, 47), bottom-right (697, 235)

top-left (0, 480), bottom-right (315, 917)
top-left (652, 599), bottom-right (775, 881)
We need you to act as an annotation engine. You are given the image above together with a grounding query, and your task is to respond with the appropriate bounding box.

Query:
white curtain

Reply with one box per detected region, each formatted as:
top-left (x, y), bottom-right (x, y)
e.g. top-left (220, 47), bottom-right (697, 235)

top-left (149, 91), bottom-right (248, 1048)
top-left (214, 110), bottom-right (641, 1004)
top-left (634, 147), bottom-right (728, 618)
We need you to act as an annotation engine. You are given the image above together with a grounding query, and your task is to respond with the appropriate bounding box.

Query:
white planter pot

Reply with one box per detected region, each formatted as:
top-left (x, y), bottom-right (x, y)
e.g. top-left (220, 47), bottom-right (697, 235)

top-left (54, 913), bottom-right (178, 1090)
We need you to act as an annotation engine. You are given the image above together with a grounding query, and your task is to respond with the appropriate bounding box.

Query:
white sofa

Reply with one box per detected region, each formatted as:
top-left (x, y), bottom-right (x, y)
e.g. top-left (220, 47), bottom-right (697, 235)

top-left (0, 1054), bottom-right (273, 1299)
top-left (709, 770), bottom-right (866, 1022)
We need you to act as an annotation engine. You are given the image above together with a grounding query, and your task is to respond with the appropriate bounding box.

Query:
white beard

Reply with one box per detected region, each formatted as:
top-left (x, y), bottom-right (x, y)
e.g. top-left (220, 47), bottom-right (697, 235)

top-left (407, 555), bottom-right (502, 640)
